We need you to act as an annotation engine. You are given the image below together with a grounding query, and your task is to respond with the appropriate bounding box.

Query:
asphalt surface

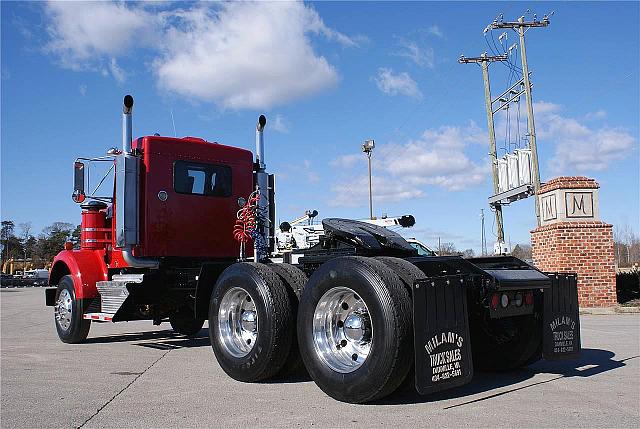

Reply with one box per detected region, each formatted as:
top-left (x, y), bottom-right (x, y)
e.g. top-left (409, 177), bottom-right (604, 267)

top-left (1, 288), bottom-right (639, 428)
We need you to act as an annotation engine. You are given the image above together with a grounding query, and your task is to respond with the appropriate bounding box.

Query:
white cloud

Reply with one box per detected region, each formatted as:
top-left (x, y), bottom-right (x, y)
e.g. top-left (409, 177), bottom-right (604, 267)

top-left (79, 84), bottom-right (87, 96)
top-left (373, 68), bottom-right (422, 99)
top-left (43, 1), bottom-right (357, 109)
top-left (541, 119), bottom-right (635, 173)
top-left (330, 175), bottom-right (426, 207)
top-left (494, 101), bottom-right (634, 173)
top-left (585, 109), bottom-right (607, 120)
top-left (154, 2), bottom-right (353, 109)
top-left (396, 39), bottom-right (434, 69)
top-left (376, 126), bottom-right (487, 190)
top-left (330, 153), bottom-right (363, 169)
top-left (427, 25), bottom-right (444, 38)
top-left (108, 58), bottom-right (126, 83)
top-left (271, 114), bottom-right (290, 133)
top-left (329, 124), bottom-right (488, 207)
top-left (303, 160), bottom-right (320, 183)
top-left (43, 1), bottom-right (157, 70)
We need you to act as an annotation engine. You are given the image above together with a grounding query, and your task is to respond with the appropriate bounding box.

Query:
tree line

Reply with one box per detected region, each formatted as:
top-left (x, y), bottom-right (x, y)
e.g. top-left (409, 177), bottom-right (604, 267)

top-left (2, 218), bottom-right (637, 270)
top-left (1, 220), bottom-right (80, 270)
top-left (614, 224), bottom-right (640, 268)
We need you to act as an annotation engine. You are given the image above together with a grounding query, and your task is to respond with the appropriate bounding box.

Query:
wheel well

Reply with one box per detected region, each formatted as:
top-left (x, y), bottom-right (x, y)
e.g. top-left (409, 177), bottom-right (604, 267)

top-left (49, 262), bottom-right (71, 287)
top-left (194, 262), bottom-right (234, 319)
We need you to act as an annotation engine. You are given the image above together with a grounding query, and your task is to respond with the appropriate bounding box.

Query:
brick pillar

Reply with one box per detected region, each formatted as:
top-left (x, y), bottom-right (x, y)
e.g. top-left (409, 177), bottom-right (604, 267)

top-left (531, 177), bottom-right (616, 308)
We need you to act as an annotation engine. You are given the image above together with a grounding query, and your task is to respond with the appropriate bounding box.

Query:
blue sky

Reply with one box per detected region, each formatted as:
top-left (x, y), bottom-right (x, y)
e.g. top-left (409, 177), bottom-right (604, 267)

top-left (1, 1), bottom-right (638, 252)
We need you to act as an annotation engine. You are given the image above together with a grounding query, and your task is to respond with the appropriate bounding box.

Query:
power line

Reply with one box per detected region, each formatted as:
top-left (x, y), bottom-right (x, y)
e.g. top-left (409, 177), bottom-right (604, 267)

top-left (490, 13), bottom-right (553, 227)
top-left (459, 52), bottom-right (508, 245)
top-left (461, 11), bottom-right (553, 253)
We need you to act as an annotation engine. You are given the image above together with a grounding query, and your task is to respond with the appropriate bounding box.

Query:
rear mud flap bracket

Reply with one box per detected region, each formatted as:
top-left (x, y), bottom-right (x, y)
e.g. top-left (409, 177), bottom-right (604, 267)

top-left (543, 273), bottom-right (581, 360)
top-left (412, 275), bottom-right (474, 395)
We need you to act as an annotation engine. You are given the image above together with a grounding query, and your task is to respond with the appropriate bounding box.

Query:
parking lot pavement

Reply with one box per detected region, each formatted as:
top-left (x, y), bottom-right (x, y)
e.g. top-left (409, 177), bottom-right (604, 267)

top-left (1, 288), bottom-right (639, 429)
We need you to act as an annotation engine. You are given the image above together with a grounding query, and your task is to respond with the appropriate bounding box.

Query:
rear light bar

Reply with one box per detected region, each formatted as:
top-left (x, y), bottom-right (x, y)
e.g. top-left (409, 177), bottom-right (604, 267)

top-left (489, 291), bottom-right (535, 310)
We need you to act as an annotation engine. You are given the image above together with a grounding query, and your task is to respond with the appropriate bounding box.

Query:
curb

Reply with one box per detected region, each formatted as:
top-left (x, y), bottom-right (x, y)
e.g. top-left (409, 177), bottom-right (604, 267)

top-left (579, 306), bottom-right (640, 315)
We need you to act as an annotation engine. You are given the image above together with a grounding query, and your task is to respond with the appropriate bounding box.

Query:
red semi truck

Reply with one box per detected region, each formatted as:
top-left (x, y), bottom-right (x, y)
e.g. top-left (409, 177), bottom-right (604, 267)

top-left (45, 96), bottom-right (581, 403)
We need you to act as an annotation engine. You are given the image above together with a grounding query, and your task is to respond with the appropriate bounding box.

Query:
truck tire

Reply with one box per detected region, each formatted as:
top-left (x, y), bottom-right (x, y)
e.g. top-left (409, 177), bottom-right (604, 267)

top-left (268, 263), bottom-right (308, 376)
top-left (54, 275), bottom-right (90, 344)
top-left (470, 312), bottom-right (542, 371)
top-left (297, 256), bottom-right (412, 403)
top-left (374, 256), bottom-right (425, 391)
top-left (374, 256), bottom-right (425, 292)
top-left (169, 310), bottom-right (205, 337)
top-left (209, 263), bottom-right (293, 382)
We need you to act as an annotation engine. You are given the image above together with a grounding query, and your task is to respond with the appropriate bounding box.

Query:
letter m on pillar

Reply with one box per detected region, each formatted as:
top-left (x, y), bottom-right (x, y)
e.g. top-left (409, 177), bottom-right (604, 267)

top-left (541, 194), bottom-right (557, 222)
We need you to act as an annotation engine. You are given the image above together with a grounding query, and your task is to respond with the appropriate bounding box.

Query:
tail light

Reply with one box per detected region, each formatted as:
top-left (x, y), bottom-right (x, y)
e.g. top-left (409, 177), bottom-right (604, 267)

top-left (525, 291), bottom-right (534, 306)
top-left (500, 293), bottom-right (509, 308)
top-left (513, 292), bottom-right (523, 307)
top-left (490, 293), bottom-right (500, 310)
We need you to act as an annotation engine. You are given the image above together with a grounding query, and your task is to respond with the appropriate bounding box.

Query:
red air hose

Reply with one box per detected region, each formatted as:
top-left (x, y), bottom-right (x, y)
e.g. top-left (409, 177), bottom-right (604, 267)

top-left (233, 191), bottom-right (261, 243)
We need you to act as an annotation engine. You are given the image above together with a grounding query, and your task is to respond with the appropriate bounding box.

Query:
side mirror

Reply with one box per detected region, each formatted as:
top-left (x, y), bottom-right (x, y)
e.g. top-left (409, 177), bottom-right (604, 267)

top-left (72, 161), bottom-right (86, 203)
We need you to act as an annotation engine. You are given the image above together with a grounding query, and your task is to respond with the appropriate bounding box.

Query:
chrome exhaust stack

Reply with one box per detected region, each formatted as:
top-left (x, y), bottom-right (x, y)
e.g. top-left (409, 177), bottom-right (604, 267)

top-left (122, 95), bottom-right (134, 154)
top-left (116, 95), bottom-right (158, 269)
top-left (254, 115), bottom-right (272, 262)
top-left (256, 115), bottom-right (266, 169)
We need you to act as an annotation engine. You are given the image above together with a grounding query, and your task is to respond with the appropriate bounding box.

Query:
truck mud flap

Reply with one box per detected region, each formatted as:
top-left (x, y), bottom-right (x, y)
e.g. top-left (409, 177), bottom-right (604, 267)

top-left (543, 273), bottom-right (581, 360)
top-left (412, 275), bottom-right (474, 395)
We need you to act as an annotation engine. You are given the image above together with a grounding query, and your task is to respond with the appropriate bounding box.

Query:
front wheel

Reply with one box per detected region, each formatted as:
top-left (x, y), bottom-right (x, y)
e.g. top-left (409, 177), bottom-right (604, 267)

top-left (297, 257), bottom-right (413, 403)
top-left (54, 275), bottom-right (90, 343)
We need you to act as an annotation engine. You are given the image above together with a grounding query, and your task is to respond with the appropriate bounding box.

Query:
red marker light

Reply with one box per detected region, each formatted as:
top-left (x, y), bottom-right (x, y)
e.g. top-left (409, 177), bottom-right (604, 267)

top-left (490, 293), bottom-right (500, 310)
top-left (525, 292), bottom-right (534, 306)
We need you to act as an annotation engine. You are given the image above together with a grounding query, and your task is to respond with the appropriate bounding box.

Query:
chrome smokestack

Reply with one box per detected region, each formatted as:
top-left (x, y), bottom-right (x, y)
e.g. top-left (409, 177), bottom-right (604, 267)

top-left (254, 115), bottom-right (269, 262)
top-left (122, 95), bottom-right (134, 153)
top-left (256, 114), bottom-right (266, 168)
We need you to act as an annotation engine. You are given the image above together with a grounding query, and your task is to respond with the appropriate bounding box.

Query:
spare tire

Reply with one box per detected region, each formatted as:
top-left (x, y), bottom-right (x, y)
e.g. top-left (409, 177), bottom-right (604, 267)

top-left (209, 263), bottom-right (293, 382)
top-left (297, 256), bottom-right (412, 403)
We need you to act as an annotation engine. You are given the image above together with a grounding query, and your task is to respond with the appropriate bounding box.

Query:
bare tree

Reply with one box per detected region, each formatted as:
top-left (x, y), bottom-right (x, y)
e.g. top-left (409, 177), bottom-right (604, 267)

top-left (18, 222), bottom-right (32, 265)
top-left (614, 224), bottom-right (639, 267)
top-left (438, 242), bottom-right (458, 256)
top-left (512, 244), bottom-right (532, 260)
top-left (461, 249), bottom-right (475, 258)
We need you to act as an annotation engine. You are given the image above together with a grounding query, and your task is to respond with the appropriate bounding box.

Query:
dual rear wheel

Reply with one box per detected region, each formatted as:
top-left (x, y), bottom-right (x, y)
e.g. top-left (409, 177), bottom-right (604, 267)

top-left (208, 257), bottom-right (415, 403)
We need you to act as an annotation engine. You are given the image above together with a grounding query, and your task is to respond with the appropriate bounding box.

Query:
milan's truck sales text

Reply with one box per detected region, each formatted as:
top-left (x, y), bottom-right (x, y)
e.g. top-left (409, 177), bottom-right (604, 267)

top-left (45, 96), bottom-right (581, 403)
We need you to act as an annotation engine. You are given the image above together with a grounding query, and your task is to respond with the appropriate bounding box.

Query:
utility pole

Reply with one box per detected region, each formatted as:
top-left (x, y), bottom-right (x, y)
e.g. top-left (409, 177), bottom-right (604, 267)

top-left (491, 14), bottom-right (551, 226)
top-left (480, 208), bottom-right (487, 256)
top-left (459, 53), bottom-right (507, 245)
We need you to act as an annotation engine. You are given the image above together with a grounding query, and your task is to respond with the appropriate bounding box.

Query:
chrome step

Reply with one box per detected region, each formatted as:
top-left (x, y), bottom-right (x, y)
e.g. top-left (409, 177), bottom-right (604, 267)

top-left (95, 274), bottom-right (143, 315)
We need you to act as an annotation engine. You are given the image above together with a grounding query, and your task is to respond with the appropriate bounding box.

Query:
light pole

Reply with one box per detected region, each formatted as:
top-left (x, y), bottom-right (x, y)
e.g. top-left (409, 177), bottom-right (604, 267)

top-left (362, 139), bottom-right (375, 219)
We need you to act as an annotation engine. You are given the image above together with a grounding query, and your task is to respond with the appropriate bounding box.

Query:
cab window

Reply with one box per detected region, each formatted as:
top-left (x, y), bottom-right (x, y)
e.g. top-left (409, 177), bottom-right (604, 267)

top-left (174, 161), bottom-right (231, 197)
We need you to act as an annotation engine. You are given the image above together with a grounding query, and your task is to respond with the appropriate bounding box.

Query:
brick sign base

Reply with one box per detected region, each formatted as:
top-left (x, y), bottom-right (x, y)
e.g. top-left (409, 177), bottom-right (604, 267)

top-left (531, 177), bottom-right (616, 308)
top-left (532, 221), bottom-right (616, 307)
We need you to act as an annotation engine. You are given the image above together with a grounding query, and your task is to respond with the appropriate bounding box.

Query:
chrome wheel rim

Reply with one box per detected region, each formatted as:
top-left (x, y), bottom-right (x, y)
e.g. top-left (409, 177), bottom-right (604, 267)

top-left (218, 287), bottom-right (258, 358)
top-left (312, 287), bottom-right (373, 373)
top-left (55, 288), bottom-right (73, 331)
